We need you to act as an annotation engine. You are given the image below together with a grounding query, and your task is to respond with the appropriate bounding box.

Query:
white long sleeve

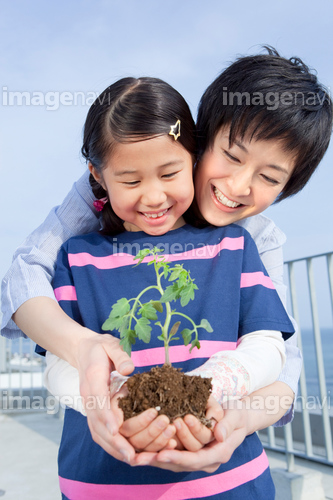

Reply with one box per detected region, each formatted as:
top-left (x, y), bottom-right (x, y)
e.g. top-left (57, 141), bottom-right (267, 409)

top-left (187, 330), bottom-right (286, 404)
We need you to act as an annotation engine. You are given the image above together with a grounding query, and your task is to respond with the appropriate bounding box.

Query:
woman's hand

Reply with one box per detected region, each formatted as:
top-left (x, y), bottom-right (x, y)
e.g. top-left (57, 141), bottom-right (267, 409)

top-left (76, 332), bottom-right (135, 454)
top-left (131, 399), bottom-right (249, 472)
top-left (133, 383), bottom-right (294, 472)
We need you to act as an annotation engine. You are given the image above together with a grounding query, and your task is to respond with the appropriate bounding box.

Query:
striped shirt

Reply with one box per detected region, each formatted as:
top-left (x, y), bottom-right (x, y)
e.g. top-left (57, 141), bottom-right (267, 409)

top-left (53, 223), bottom-right (294, 499)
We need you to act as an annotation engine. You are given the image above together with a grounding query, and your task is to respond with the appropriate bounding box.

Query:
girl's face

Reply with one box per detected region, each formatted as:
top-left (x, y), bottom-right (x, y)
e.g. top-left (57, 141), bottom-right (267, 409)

top-left (195, 127), bottom-right (295, 226)
top-left (90, 135), bottom-right (194, 235)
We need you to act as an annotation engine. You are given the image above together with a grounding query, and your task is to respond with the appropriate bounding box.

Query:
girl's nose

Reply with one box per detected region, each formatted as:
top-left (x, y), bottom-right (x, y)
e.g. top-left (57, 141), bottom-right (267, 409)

top-left (141, 186), bottom-right (168, 207)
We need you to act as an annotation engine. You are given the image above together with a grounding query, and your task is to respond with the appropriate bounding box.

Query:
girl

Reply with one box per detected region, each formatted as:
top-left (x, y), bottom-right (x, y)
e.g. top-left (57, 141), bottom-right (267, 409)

top-left (35, 76), bottom-right (293, 499)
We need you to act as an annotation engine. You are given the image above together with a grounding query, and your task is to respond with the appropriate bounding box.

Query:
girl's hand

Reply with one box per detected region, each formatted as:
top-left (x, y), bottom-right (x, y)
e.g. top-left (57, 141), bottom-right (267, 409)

top-left (132, 399), bottom-right (250, 472)
top-left (172, 395), bottom-right (224, 452)
top-left (113, 386), bottom-right (178, 452)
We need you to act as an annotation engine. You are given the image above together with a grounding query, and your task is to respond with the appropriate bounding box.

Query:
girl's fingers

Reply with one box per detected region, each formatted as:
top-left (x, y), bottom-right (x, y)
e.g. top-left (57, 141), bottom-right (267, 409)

top-left (123, 414), bottom-right (175, 452)
top-left (120, 409), bottom-right (159, 438)
top-left (174, 417), bottom-right (212, 452)
top-left (142, 424), bottom-right (177, 452)
top-left (184, 414), bottom-right (214, 444)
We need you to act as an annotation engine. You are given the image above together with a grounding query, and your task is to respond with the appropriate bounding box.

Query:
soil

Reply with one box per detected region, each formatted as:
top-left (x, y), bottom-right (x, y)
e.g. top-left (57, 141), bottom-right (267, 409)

top-left (118, 364), bottom-right (213, 427)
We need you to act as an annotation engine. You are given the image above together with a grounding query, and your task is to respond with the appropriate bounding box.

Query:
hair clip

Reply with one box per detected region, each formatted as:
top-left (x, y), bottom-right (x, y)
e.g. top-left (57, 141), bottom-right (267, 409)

top-left (93, 197), bottom-right (108, 212)
top-left (169, 119), bottom-right (181, 141)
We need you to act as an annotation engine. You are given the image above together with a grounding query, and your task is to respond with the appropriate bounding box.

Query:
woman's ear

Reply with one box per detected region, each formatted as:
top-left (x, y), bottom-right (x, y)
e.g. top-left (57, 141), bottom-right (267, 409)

top-left (88, 162), bottom-right (106, 190)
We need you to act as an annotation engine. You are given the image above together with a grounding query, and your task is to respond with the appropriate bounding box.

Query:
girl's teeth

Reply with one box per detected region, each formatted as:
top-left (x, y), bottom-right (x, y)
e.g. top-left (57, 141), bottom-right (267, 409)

top-left (213, 187), bottom-right (240, 208)
top-left (143, 209), bottom-right (168, 218)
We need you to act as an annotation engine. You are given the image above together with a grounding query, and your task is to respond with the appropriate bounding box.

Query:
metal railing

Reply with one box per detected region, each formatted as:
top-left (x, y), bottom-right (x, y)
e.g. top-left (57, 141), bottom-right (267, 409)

top-left (1, 252), bottom-right (333, 468)
top-left (0, 335), bottom-right (48, 414)
top-left (259, 251), bottom-right (333, 468)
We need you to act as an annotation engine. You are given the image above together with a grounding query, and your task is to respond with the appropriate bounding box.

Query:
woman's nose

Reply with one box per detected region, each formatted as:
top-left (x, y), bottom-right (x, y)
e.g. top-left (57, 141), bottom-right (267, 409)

top-left (227, 170), bottom-right (252, 197)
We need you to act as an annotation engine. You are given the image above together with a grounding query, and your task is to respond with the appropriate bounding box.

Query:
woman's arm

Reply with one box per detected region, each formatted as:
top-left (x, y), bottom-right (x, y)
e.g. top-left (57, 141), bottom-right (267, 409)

top-left (237, 214), bottom-right (302, 425)
top-left (1, 171), bottom-right (98, 339)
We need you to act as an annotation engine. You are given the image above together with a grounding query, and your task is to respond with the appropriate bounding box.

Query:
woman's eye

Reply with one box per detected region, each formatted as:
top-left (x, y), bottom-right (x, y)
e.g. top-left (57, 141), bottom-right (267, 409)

top-left (261, 174), bottom-right (279, 185)
top-left (223, 150), bottom-right (240, 163)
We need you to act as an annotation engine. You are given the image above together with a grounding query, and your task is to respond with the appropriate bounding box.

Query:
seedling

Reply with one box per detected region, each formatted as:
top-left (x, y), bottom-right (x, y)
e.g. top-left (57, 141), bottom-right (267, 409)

top-left (102, 247), bottom-right (213, 365)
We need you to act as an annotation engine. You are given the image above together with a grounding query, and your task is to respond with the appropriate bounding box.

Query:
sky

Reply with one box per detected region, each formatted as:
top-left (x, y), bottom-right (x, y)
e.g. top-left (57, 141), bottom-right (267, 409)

top-left (1, 0), bottom-right (333, 327)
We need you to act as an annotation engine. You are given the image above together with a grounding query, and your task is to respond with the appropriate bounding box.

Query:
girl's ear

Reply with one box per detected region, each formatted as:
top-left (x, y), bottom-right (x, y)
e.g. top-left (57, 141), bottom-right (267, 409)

top-left (88, 162), bottom-right (106, 190)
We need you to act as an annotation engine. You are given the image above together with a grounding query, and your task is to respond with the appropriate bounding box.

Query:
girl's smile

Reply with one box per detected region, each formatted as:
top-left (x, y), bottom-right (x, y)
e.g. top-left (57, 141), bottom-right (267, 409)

top-left (90, 135), bottom-right (194, 236)
top-left (195, 127), bottom-right (295, 227)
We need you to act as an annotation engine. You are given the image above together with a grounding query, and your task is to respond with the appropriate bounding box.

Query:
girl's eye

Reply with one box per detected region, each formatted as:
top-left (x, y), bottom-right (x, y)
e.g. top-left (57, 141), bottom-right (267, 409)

top-left (261, 174), bottom-right (279, 185)
top-left (223, 150), bottom-right (240, 163)
top-left (123, 180), bottom-right (140, 186)
top-left (162, 171), bottom-right (178, 179)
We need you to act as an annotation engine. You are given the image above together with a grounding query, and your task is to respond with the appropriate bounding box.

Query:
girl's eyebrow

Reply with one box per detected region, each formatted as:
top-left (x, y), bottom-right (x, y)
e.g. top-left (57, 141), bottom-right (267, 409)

top-left (113, 169), bottom-right (137, 176)
top-left (233, 139), bottom-right (290, 175)
top-left (114, 160), bottom-right (184, 176)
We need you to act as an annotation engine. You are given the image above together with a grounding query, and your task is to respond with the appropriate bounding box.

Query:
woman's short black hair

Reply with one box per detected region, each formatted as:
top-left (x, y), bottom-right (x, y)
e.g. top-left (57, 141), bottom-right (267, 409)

top-left (81, 77), bottom-right (197, 233)
top-left (196, 46), bottom-right (333, 201)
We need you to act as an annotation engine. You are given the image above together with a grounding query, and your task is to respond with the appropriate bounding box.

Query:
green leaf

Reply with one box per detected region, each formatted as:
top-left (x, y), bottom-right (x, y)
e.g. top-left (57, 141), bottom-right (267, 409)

top-left (177, 271), bottom-right (189, 288)
top-left (120, 330), bottom-right (136, 356)
top-left (133, 248), bottom-right (152, 265)
top-left (135, 317), bottom-right (152, 343)
top-left (139, 302), bottom-right (158, 320)
top-left (162, 263), bottom-right (170, 279)
top-left (189, 338), bottom-right (201, 353)
top-left (199, 318), bottom-right (213, 333)
top-left (160, 283), bottom-right (180, 303)
top-left (168, 265), bottom-right (184, 281)
top-left (180, 283), bottom-right (198, 307)
top-left (110, 297), bottom-right (130, 317)
top-left (102, 315), bottom-right (127, 332)
top-left (151, 301), bottom-right (163, 313)
top-left (180, 328), bottom-right (192, 346)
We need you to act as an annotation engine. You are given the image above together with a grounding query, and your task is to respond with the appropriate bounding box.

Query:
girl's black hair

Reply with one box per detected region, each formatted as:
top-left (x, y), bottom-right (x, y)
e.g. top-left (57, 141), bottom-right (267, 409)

top-left (81, 77), bottom-right (198, 234)
top-left (196, 46), bottom-right (333, 201)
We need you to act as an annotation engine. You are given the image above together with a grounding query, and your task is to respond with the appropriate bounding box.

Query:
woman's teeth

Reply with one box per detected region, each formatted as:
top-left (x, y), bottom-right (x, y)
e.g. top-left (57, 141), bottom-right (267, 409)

top-left (213, 187), bottom-right (241, 208)
top-left (143, 208), bottom-right (169, 219)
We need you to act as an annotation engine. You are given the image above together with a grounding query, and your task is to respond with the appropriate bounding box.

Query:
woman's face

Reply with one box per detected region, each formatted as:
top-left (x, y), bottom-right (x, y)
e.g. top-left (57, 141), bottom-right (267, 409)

top-left (194, 127), bottom-right (295, 227)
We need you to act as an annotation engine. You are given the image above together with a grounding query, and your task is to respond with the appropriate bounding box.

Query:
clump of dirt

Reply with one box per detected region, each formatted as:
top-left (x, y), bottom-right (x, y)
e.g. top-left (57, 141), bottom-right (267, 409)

top-left (118, 364), bottom-right (212, 427)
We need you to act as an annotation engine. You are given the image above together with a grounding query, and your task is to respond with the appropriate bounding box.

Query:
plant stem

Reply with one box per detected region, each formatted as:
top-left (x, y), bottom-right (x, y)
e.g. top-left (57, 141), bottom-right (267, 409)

top-left (155, 262), bottom-right (172, 365)
top-left (128, 285), bottom-right (159, 331)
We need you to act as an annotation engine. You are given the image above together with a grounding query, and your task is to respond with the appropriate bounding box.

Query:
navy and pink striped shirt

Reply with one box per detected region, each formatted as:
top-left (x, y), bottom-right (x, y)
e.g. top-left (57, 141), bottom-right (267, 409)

top-left (52, 223), bottom-right (294, 499)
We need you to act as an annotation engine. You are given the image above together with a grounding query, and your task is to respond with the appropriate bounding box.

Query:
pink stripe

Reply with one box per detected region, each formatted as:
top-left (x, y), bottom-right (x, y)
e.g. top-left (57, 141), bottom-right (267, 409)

top-left (54, 285), bottom-right (77, 301)
top-left (68, 236), bottom-right (244, 270)
top-left (240, 272), bottom-right (275, 289)
top-left (131, 340), bottom-right (236, 367)
top-left (59, 450), bottom-right (269, 500)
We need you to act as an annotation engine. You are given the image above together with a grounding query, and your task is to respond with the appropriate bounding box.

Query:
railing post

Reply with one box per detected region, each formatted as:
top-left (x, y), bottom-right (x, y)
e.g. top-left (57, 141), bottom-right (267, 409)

top-left (288, 262), bottom-right (313, 457)
top-left (306, 258), bottom-right (333, 462)
top-left (327, 253), bottom-right (333, 320)
top-left (0, 336), bottom-right (6, 373)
